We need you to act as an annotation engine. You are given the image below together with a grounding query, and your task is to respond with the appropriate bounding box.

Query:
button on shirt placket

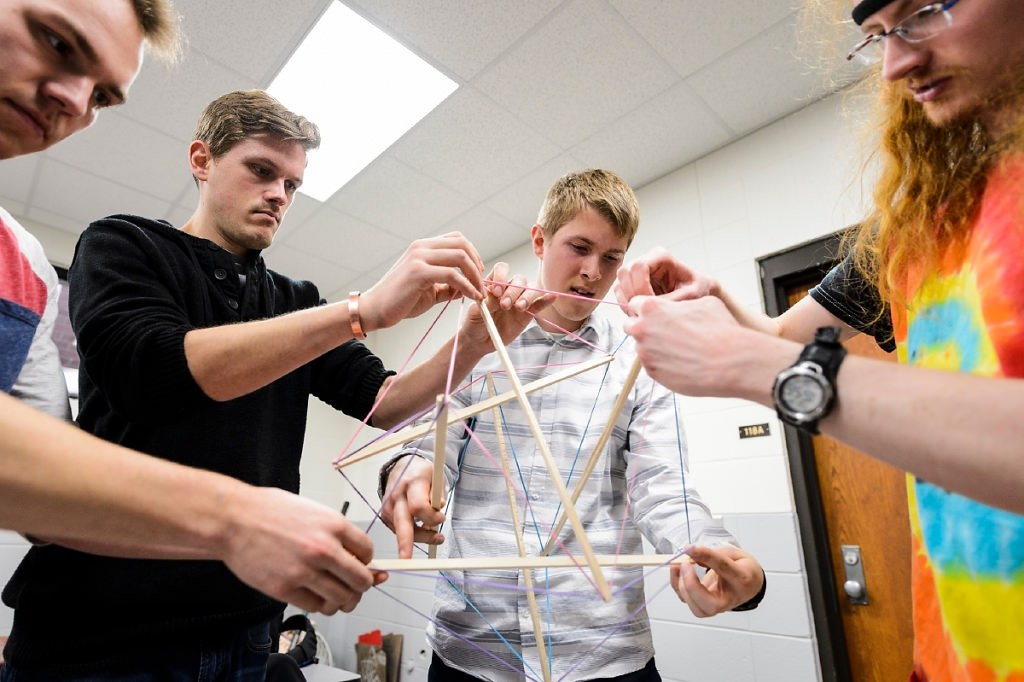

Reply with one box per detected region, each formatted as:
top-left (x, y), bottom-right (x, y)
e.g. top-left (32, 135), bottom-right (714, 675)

top-left (208, 251), bottom-right (242, 318)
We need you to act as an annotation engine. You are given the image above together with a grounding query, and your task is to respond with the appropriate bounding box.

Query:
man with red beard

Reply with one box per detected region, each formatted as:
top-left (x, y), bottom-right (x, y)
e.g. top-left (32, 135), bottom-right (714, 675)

top-left (617, 1), bottom-right (1024, 679)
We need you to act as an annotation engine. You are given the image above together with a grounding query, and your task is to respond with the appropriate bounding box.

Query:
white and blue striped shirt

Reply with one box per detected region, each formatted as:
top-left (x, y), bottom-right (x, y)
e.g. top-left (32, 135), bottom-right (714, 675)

top-left (400, 313), bottom-right (736, 681)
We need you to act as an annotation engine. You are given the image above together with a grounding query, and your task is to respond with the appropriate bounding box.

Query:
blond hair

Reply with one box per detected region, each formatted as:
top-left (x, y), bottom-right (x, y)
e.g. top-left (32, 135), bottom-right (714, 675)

top-left (537, 169), bottom-right (640, 245)
top-left (130, 0), bottom-right (183, 63)
top-left (193, 90), bottom-right (321, 160)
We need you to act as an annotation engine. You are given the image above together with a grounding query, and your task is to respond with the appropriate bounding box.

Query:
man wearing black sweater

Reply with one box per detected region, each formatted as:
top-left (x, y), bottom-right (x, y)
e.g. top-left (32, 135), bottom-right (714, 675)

top-left (0, 2), bottom-right (438, 678)
top-left (2, 89), bottom-right (544, 679)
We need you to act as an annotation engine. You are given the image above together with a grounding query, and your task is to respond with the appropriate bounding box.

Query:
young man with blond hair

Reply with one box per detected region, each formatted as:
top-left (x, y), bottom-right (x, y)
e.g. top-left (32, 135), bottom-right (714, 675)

top-left (381, 169), bottom-right (765, 681)
top-left (617, 1), bottom-right (1024, 679)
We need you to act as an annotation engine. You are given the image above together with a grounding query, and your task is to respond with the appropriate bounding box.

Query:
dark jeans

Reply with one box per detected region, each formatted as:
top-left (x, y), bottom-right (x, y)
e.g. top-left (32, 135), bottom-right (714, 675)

top-left (0, 620), bottom-right (274, 682)
top-left (429, 652), bottom-right (662, 681)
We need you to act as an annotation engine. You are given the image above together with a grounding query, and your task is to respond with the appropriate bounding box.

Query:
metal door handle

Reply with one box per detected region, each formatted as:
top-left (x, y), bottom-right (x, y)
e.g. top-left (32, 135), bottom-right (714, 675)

top-left (840, 544), bottom-right (869, 605)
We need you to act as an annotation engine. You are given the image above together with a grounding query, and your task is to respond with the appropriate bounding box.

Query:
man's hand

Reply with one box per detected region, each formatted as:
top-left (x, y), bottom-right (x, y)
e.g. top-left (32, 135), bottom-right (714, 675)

top-left (460, 262), bottom-right (554, 353)
top-left (615, 247), bottom-right (719, 309)
top-left (378, 455), bottom-right (447, 559)
top-left (222, 487), bottom-right (388, 615)
top-left (360, 232), bottom-right (486, 332)
top-left (671, 545), bottom-right (765, 617)
top-left (623, 295), bottom-right (750, 397)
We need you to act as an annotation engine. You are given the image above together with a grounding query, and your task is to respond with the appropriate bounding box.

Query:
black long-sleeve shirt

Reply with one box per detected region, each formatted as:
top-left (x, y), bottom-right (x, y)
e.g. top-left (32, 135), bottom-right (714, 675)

top-left (2, 214), bottom-right (391, 672)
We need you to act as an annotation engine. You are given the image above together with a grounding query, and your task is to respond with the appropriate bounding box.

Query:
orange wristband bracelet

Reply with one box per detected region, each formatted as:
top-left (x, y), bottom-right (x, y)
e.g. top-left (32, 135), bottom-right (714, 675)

top-left (348, 291), bottom-right (366, 340)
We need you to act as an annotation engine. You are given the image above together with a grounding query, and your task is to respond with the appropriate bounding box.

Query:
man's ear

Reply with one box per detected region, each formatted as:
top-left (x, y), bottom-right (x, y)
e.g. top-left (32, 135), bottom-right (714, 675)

top-left (530, 224), bottom-right (546, 260)
top-left (188, 140), bottom-right (213, 182)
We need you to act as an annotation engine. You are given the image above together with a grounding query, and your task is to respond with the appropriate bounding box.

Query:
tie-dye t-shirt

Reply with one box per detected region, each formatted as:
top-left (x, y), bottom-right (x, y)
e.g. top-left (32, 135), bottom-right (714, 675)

top-left (811, 157), bottom-right (1024, 681)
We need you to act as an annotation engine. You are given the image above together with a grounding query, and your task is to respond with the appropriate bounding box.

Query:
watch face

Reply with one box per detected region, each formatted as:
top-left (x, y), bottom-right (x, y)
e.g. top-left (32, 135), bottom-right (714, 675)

top-left (780, 374), bottom-right (827, 414)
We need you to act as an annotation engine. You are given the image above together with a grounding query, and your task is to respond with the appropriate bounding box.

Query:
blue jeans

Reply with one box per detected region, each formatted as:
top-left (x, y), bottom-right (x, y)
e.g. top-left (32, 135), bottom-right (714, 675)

top-left (0, 620), bottom-right (274, 682)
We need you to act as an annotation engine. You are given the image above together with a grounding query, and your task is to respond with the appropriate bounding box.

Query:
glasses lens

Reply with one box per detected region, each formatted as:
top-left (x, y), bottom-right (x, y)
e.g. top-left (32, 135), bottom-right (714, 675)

top-left (899, 5), bottom-right (952, 42)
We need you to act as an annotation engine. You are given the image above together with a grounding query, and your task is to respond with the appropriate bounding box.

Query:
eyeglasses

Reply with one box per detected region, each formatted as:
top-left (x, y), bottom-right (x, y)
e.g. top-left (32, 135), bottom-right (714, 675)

top-left (846, 0), bottom-right (962, 64)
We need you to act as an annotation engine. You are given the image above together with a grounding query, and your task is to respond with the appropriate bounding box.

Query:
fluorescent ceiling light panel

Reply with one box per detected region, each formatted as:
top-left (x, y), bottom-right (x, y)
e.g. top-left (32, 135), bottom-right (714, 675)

top-left (268, 1), bottom-right (457, 202)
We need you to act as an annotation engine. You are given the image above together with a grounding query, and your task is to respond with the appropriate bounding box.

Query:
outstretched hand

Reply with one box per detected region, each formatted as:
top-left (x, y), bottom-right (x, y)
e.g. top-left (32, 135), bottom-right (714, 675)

top-left (671, 544), bottom-right (765, 617)
top-left (460, 262), bottom-right (555, 352)
top-left (378, 455), bottom-right (447, 559)
top-left (615, 246), bottom-right (719, 309)
top-left (360, 232), bottom-right (486, 332)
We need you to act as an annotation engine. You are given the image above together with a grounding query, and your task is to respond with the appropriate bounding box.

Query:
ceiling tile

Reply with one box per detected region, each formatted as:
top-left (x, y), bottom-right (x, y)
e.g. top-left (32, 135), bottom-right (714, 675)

top-left (280, 193), bottom-right (324, 231)
top-left (169, 181), bottom-right (200, 209)
top-left (389, 88), bottom-right (562, 202)
top-left (325, 272), bottom-right (381, 303)
top-left (327, 155), bottom-right (474, 242)
top-left (611, 0), bottom-right (796, 78)
top-left (120, 50), bottom-right (259, 141)
top-left (440, 205), bottom-right (533, 266)
top-left (278, 205), bottom-right (410, 274)
top-left (1, 199), bottom-right (27, 217)
top-left (42, 112), bottom-right (186, 203)
top-left (0, 154), bottom-right (39, 207)
top-left (570, 82), bottom-right (732, 189)
top-left (163, 204), bottom-right (195, 228)
top-left (347, 0), bottom-right (562, 81)
top-left (262, 242), bottom-right (360, 297)
top-left (20, 207), bottom-right (90, 236)
top-left (175, 0), bottom-right (329, 82)
top-left (686, 16), bottom-right (828, 137)
top-left (474, 0), bottom-right (679, 148)
top-left (29, 161), bottom-right (172, 234)
top-left (483, 154), bottom-right (588, 226)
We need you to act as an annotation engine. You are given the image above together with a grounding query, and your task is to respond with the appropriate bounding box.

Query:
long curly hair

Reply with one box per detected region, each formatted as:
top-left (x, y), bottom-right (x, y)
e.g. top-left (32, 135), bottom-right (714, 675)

top-left (853, 82), bottom-right (993, 308)
top-left (799, 0), bottom-right (1024, 319)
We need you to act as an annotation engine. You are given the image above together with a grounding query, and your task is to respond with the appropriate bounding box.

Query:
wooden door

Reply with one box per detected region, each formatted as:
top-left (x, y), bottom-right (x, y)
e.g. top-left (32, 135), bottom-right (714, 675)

top-left (786, 285), bottom-right (913, 681)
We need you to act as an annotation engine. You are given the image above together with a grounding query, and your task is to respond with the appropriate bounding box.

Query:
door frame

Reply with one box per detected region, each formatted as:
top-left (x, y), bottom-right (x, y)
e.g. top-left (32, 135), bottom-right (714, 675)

top-left (758, 231), bottom-right (852, 682)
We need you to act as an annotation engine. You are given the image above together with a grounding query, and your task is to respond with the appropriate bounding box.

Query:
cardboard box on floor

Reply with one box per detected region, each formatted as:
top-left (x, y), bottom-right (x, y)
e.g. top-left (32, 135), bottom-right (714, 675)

top-left (355, 630), bottom-right (403, 682)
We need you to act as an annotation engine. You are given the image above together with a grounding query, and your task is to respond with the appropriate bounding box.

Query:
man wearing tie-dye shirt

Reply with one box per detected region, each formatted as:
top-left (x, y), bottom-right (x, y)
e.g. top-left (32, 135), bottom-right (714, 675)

top-left (616, 0), bottom-right (1024, 680)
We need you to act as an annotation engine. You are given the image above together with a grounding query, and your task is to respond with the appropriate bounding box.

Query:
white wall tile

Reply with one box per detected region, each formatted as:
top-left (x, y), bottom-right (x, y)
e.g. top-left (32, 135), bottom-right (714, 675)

top-left (746, 572), bottom-right (814, 638)
top-left (652, 621), bottom-right (755, 682)
top-left (726, 513), bottom-right (803, 574)
top-left (684, 403), bottom-right (784, 464)
top-left (751, 633), bottom-right (821, 682)
top-left (691, 455), bottom-right (794, 515)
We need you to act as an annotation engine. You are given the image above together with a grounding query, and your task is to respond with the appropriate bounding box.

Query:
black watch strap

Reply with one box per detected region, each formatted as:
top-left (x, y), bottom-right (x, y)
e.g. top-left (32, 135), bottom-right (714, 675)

top-left (799, 326), bottom-right (846, 380)
top-left (774, 326), bottom-right (847, 434)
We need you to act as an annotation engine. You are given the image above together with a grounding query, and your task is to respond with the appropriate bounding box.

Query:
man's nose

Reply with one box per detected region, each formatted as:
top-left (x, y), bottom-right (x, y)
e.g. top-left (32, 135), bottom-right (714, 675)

top-left (880, 35), bottom-right (929, 83)
top-left (42, 75), bottom-right (95, 119)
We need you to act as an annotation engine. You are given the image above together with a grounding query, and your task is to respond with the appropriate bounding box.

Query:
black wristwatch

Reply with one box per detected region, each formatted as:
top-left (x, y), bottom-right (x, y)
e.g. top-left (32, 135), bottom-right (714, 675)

top-left (772, 326), bottom-right (847, 434)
